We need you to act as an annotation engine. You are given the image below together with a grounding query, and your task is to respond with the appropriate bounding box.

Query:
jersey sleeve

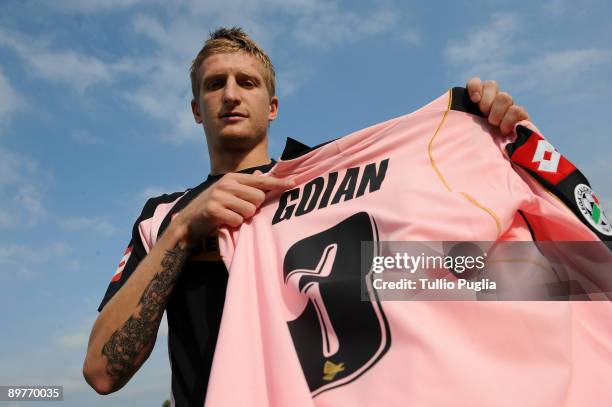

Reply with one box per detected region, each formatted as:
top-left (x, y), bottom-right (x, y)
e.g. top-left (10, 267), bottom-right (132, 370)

top-left (449, 86), bottom-right (611, 247)
top-left (502, 123), bottom-right (612, 299)
top-left (506, 121), bottom-right (612, 248)
top-left (97, 193), bottom-right (184, 312)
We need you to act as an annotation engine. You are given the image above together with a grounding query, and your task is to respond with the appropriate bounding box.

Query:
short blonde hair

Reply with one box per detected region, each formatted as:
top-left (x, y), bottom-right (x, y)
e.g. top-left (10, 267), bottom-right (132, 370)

top-left (189, 26), bottom-right (276, 100)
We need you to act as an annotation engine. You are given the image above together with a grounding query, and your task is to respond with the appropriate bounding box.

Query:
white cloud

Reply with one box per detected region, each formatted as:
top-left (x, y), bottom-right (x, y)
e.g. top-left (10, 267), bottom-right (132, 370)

top-left (17, 184), bottom-right (46, 222)
top-left (542, 0), bottom-right (592, 17)
top-left (4, 2), bottom-right (410, 143)
top-left (401, 30), bottom-right (422, 47)
top-left (0, 148), bottom-right (49, 227)
top-left (444, 13), bottom-right (611, 96)
top-left (0, 242), bottom-right (73, 281)
top-left (276, 63), bottom-right (314, 98)
top-left (53, 316), bottom-right (106, 352)
top-left (122, 14), bottom-right (203, 142)
top-left (181, 0), bottom-right (323, 22)
top-left (0, 27), bottom-right (135, 93)
top-left (541, 0), bottom-right (596, 17)
top-left (0, 210), bottom-right (13, 228)
top-left (543, 0), bottom-right (569, 15)
top-left (0, 242), bottom-right (73, 262)
top-left (56, 330), bottom-right (89, 350)
top-left (132, 13), bottom-right (203, 58)
top-left (71, 130), bottom-right (102, 145)
top-left (123, 86), bottom-right (199, 144)
top-left (444, 13), bottom-right (519, 66)
top-left (29, 51), bottom-right (112, 92)
top-left (0, 67), bottom-right (24, 124)
top-left (0, 148), bottom-right (37, 187)
top-left (525, 49), bottom-right (611, 88)
top-left (140, 186), bottom-right (184, 200)
top-left (59, 217), bottom-right (117, 237)
top-left (292, 4), bottom-right (399, 48)
top-left (51, 0), bottom-right (152, 13)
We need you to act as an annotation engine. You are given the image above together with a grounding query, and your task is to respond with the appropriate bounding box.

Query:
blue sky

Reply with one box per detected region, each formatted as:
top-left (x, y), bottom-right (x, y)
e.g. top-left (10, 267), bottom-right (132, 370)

top-left (0, 0), bottom-right (610, 405)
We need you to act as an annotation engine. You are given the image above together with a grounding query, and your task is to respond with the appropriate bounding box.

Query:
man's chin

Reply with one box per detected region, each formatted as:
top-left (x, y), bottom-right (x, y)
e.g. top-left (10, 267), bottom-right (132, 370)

top-left (218, 132), bottom-right (265, 150)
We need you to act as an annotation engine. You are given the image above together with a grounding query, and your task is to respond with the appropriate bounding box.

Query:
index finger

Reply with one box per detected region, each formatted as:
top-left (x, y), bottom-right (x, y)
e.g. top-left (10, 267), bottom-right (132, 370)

top-left (234, 172), bottom-right (295, 191)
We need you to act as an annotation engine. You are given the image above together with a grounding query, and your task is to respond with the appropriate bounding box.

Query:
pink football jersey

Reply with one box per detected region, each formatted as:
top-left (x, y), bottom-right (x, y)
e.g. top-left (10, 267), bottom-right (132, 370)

top-left (207, 88), bottom-right (612, 406)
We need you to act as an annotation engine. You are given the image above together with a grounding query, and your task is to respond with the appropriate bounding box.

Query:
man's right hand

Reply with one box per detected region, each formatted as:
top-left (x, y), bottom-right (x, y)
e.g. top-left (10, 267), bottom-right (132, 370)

top-left (171, 170), bottom-right (294, 246)
top-left (83, 169), bottom-right (293, 395)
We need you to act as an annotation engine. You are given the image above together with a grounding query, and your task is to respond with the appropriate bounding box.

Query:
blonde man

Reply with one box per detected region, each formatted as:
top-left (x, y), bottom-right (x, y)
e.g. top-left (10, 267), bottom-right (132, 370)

top-left (83, 27), bottom-right (529, 405)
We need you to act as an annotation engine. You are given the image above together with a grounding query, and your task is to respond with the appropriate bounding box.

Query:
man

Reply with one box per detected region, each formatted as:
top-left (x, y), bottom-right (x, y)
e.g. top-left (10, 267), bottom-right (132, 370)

top-left (83, 27), bottom-right (531, 404)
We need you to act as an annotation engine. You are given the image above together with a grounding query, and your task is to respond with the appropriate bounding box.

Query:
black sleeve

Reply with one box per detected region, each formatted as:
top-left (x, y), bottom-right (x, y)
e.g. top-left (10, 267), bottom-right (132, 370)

top-left (97, 193), bottom-right (183, 312)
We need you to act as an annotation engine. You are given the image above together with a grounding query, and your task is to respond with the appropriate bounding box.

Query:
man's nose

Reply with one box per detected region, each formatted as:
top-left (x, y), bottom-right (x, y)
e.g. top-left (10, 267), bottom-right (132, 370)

top-left (222, 77), bottom-right (240, 104)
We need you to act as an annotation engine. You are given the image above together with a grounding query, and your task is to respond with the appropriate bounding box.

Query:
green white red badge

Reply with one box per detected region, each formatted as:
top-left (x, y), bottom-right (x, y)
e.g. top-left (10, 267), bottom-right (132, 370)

top-left (574, 184), bottom-right (612, 236)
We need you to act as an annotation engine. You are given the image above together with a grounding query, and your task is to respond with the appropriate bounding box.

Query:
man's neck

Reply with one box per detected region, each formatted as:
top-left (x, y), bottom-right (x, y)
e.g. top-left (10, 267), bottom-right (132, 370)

top-left (209, 140), bottom-right (271, 175)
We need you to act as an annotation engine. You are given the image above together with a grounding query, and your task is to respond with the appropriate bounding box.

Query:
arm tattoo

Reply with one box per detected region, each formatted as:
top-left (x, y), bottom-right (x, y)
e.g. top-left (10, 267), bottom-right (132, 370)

top-left (101, 244), bottom-right (188, 379)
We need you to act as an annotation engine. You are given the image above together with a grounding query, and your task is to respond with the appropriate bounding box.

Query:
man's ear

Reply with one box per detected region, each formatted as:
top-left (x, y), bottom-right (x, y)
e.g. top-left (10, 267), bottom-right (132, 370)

top-left (191, 99), bottom-right (203, 123)
top-left (268, 96), bottom-right (279, 121)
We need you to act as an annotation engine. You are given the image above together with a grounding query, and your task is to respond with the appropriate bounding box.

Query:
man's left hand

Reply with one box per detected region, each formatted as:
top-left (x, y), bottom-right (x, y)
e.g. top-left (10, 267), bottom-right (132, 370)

top-left (467, 77), bottom-right (530, 136)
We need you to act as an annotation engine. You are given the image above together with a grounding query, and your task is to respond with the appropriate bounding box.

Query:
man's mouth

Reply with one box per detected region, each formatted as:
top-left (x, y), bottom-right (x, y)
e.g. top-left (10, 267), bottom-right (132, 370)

top-left (219, 112), bottom-right (247, 119)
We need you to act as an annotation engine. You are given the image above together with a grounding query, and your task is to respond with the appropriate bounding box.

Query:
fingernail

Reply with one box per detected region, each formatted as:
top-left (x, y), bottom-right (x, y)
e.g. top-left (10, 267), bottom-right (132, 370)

top-left (287, 179), bottom-right (295, 187)
top-left (471, 92), bottom-right (480, 101)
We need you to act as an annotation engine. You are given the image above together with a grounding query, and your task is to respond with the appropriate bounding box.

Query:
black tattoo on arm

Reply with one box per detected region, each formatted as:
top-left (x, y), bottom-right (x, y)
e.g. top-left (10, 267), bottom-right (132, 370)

top-left (101, 244), bottom-right (188, 379)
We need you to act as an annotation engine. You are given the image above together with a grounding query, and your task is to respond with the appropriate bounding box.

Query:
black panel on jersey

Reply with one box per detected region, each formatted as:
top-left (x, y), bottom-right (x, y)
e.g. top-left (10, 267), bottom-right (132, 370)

top-left (98, 191), bottom-right (187, 312)
top-left (280, 137), bottom-right (336, 160)
top-left (450, 86), bottom-right (485, 118)
top-left (281, 137), bottom-right (312, 160)
top-left (167, 260), bottom-right (228, 407)
top-left (505, 124), bottom-right (532, 154)
top-left (96, 160), bottom-right (277, 407)
top-left (154, 160), bottom-right (276, 406)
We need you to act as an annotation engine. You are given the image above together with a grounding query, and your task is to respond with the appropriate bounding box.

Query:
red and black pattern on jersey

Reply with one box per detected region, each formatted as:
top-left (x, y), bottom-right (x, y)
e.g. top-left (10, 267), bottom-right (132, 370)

top-left (97, 160), bottom-right (277, 407)
top-left (507, 126), bottom-right (612, 246)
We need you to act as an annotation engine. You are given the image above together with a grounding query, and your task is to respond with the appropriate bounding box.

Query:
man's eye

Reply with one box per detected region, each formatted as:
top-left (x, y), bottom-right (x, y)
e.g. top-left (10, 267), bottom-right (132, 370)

top-left (241, 80), bottom-right (255, 88)
top-left (207, 80), bottom-right (224, 90)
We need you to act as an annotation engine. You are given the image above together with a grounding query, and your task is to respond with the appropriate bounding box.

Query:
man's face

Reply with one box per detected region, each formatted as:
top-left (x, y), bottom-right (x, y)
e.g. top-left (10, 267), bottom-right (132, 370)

top-left (192, 52), bottom-right (278, 151)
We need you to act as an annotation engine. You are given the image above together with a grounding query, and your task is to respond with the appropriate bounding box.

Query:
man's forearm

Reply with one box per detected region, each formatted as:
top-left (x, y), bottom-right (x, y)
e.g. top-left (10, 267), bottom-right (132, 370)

top-left (83, 223), bottom-right (189, 394)
top-left (102, 242), bottom-right (186, 377)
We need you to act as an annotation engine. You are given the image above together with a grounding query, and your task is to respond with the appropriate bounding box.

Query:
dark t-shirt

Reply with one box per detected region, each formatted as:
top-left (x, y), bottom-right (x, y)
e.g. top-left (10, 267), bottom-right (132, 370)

top-left (98, 160), bottom-right (277, 406)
